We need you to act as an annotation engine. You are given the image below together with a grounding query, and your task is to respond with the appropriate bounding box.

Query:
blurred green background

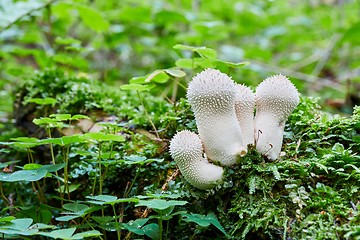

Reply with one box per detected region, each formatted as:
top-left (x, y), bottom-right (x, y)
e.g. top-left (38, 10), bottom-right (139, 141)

top-left (1, 0), bottom-right (360, 115)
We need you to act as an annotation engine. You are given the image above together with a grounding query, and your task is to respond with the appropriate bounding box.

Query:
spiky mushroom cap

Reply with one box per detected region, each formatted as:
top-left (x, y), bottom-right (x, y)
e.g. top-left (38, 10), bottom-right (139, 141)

top-left (254, 74), bottom-right (300, 160)
top-left (235, 84), bottom-right (255, 146)
top-left (169, 130), bottom-right (224, 190)
top-left (187, 68), bottom-right (247, 166)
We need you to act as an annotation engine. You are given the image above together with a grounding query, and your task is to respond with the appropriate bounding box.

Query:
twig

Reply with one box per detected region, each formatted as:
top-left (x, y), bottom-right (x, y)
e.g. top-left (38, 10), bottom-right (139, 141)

top-left (287, 53), bottom-right (320, 71)
top-left (247, 59), bottom-right (344, 90)
top-left (136, 91), bottom-right (160, 140)
top-left (161, 168), bottom-right (180, 191)
top-left (0, 0), bottom-right (58, 32)
top-left (312, 33), bottom-right (342, 77)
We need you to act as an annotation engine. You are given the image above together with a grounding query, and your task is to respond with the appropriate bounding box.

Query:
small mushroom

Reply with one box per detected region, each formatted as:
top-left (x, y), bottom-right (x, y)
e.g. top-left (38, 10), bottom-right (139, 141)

top-left (169, 130), bottom-right (224, 190)
top-left (254, 74), bottom-right (300, 160)
top-left (235, 84), bottom-right (255, 147)
top-left (187, 68), bottom-right (247, 166)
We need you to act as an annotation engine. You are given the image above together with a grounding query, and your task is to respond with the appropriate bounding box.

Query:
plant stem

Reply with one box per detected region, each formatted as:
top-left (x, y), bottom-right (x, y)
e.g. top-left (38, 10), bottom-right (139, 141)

top-left (112, 204), bottom-right (121, 240)
top-left (63, 145), bottom-right (70, 200)
top-left (136, 91), bottom-right (160, 140)
top-left (47, 127), bottom-right (63, 202)
top-left (0, 183), bottom-right (9, 206)
top-left (158, 215), bottom-right (163, 240)
top-left (124, 168), bottom-right (140, 197)
top-left (84, 217), bottom-right (105, 240)
top-left (98, 142), bottom-right (103, 195)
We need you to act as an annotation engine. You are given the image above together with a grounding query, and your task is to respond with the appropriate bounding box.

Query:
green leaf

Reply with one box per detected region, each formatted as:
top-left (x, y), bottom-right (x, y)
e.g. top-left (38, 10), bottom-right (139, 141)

top-left (23, 163), bottom-right (43, 170)
top-left (144, 70), bottom-right (166, 83)
top-left (120, 83), bottom-right (156, 92)
top-left (135, 199), bottom-right (187, 211)
top-left (3, 218), bottom-right (33, 231)
top-left (38, 227), bottom-right (76, 239)
top-left (150, 72), bottom-right (170, 83)
top-left (342, 21), bottom-right (360, 43)
top-left (70, 114), bottom-right (90, 120)
top-left (173, 44), bottom-right (217, 58)
top-left (55, 37), bottom-right (81, 46)
top-left (86, 195), bottom-right (139, 205)
top-left (181, 213), bottom-right (227, 235)
top-left (123, 218), bottom-right (149, 235)
top-left (196, 48), bottom-right (217, 59)
top-left (63, 203), bottom-right (89, 213)
top-left (8, 137), bottom-right (40, 148)
top-left (0, 216), bottom-right (16, 222)
top-left (173, 44), bottom-right (203, 51)
top-left (71, 230), bottom-right (102, 239)
top-left (164, 69), bottom-right (186, 78)
top-left (122, 155), bottom-right (163, 165)
top-left (129, 76), bottom-right (147, 84)
top-left (33, 117), bottom-right (62, 126)
top-left (0, 219), bottom-right (38, 236)
top-left (11, 137), bottom-right (39, 142)
top-left (41, 163), bottom-right (66, 173)
top-left (76, 5), bottom-right (109, 33)
top-left (212, 59), bottom-right (250, 68)
top-left (60, 135), bottom-right (85, 145)
top-left (56, 203), bottom-right (102, 222)
top-left (175, 58), bottom-right (213, 69)
top-left (56, 203), bottom-right (91, 221)
top-left (38, 138), bottom-right (63, 145)
top-left (26, 98), bottom-right (57, 105)
top-left (39, 135), bottom-right (84, 146)
top-left (49, 114), bottom-right (71, 121)
top-left (82, 132), bottom-right (125, 142)
top-left (0, 168), bottom-right (48, 182)
top-left (16, 206), bottom-right (53, 224)
top-left (332, 143), bottom-right (345, 153)
top-left (143, 223), bottom-right (160, 240)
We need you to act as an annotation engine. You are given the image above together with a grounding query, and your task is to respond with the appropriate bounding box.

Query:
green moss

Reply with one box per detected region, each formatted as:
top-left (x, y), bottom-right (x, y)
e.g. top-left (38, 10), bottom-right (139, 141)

top-left (169, 97), bottom-right (360, 239)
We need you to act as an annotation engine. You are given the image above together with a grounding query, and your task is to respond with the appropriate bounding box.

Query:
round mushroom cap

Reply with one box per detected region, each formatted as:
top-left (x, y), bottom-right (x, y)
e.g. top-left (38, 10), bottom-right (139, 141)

top-left (169, 130), bottom-right (203, 163)
top-left (169, 130), bottom-right (224, 190)
top-left (235, 84), bottom-right (255, 146)
top-left (255, 74), bottom-right (300, 121)
top-left (187, 68), bottom-right (237, 115)
top-left (235, 84), bottom-right (255, 112)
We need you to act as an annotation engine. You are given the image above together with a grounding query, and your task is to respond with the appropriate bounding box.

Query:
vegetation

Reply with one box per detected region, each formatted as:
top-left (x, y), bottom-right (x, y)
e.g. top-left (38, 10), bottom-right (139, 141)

top-left (0, 0), bottom-right (359, 239)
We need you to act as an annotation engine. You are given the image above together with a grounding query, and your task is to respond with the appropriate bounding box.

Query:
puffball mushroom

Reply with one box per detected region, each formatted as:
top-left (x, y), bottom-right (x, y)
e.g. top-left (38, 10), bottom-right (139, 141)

top-left (254, 74), bottom-right (300, 160)
top-left (235, 84), bottom-right (255, 147)
top-left (187, 69), bottom-right (247, 166)
top-left (169, 130), bottom-right (224, 190)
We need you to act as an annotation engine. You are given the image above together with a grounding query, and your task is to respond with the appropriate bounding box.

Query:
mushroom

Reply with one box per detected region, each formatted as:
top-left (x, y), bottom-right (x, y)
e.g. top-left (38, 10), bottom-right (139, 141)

top-left (187, 68), bottom-right (247, 166)
top-left (169, 130), bottom-right (224, 190)
top-left (254, 74), bottom-right (300, 160)
top-left (235, 84), bottom-right (255, 147)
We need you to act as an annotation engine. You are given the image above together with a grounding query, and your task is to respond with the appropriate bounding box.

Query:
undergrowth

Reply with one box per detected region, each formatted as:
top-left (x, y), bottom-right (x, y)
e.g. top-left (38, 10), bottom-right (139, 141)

top-left (0, 69), bottom-right (359, 239)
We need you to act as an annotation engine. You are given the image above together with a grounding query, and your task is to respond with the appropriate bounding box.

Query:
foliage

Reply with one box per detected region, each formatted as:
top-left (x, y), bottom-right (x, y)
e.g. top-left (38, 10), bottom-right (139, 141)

top-left (0, 0), bottom-right (360, 239)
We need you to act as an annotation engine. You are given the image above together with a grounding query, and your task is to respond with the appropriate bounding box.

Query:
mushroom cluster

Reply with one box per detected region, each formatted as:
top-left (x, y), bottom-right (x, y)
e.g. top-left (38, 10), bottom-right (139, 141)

top-left (170, 69), bottom-right (299, 189)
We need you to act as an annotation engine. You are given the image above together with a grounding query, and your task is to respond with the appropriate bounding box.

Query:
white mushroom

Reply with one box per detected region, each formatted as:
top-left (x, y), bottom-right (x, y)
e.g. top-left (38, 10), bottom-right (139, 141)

top-left (169, 130), bottom-right (224, 190)
top-left (254, 74), bottom-right (300, 160)
top-left (235, 84), bottom-right (255, 147)
top-left (187, 69), bottom-right (247, 166)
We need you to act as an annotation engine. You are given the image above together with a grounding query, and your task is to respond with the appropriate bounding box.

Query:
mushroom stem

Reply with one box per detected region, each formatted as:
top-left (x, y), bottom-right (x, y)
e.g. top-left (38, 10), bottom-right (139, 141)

top-left (254, 74), bottom-right (300, 160)
top-left (169, 130), bottom-right (224, 190)
top-left (187, 69), bottom-right (247, 166)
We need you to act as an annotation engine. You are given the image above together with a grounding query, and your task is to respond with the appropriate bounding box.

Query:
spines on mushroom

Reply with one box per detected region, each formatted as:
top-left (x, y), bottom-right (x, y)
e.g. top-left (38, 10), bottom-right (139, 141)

top-left (254, 74), bottom-right (300, 160)
top-left (169, 130), bottom-right (224, 190)
top-left (187, 68), bottom-right (247, 166)
top-left (235, 84), bottom-right (255, 147)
